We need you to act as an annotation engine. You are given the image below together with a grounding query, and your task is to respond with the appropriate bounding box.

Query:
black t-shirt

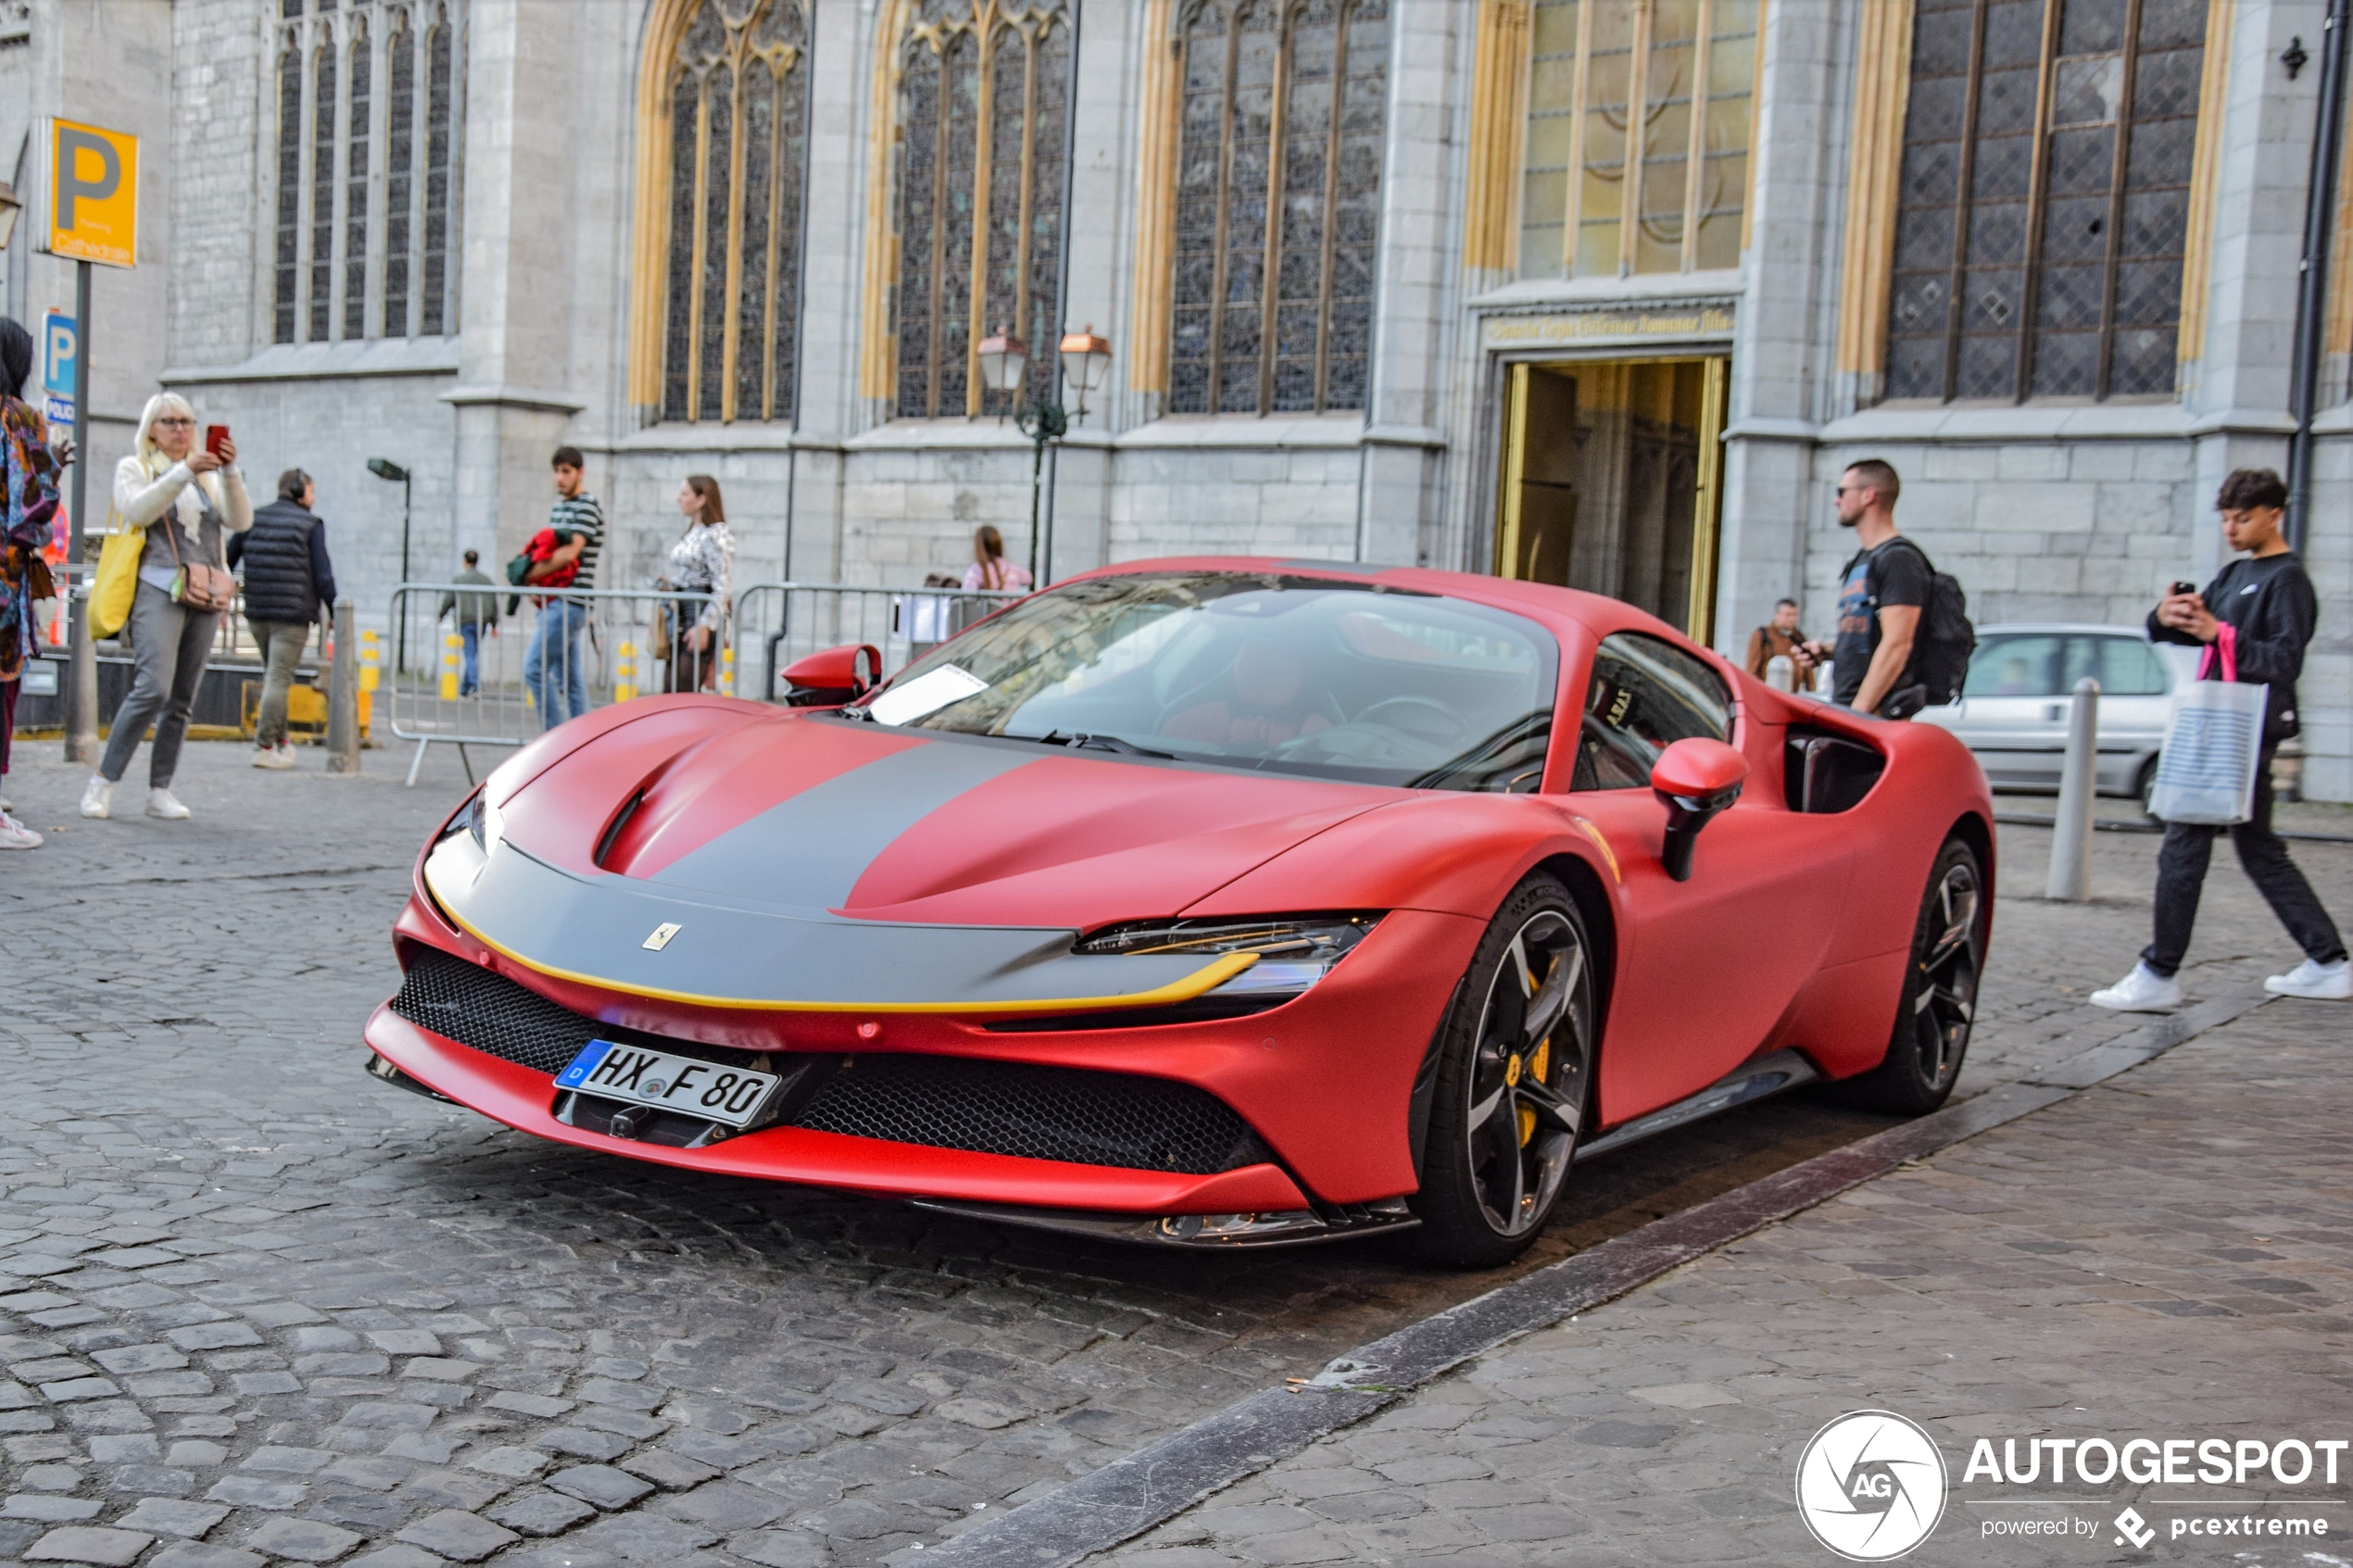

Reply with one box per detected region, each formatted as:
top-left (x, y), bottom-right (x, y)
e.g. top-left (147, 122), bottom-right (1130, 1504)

top-left (2147, 550), bottom-right (2317, 744)
top-left (1831, 538), bottom-right (1930, 707)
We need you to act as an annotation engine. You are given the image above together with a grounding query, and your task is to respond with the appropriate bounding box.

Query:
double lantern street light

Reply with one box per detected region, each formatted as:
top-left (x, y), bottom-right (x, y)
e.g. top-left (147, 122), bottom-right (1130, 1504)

top-left (975, 324), bottom-right (1112, 587)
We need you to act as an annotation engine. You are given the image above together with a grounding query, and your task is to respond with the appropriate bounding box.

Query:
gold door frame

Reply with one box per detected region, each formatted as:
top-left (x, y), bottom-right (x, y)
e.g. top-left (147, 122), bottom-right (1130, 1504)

top-left (1493, 352), bottom-right (1728, 643)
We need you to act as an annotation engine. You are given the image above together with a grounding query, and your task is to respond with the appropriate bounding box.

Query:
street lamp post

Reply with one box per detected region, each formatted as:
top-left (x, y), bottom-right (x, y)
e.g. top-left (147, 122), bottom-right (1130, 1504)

top-left (975, 324), bottom-right (1112, 588)
top-left (367, 458), bottom-right (411, 671)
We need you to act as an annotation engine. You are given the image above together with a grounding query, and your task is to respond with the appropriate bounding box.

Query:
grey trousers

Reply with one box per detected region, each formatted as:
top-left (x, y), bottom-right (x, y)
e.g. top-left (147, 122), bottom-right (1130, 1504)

top-left (100, 580), bottom-right (219, 788)
top-left (247, 618), bottom-right (309, 746)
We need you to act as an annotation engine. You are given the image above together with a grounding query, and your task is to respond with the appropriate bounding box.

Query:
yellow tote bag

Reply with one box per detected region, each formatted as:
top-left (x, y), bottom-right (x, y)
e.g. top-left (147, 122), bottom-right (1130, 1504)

top-left (89, 521), bottom-right (145, 638)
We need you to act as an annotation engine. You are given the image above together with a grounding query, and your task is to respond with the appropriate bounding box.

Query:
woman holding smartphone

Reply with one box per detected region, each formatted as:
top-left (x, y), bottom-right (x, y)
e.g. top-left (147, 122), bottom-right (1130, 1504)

top-left (80, 392), bottom-right (251, 822)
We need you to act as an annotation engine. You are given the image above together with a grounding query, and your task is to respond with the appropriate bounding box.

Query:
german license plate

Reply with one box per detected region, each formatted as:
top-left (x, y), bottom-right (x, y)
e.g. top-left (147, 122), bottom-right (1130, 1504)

top-left (555, 1040), bottom-right (780, 1128)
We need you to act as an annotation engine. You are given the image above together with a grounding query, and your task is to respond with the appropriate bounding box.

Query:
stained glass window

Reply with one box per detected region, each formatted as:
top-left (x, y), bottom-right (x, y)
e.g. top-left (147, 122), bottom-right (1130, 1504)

top-left (272, 3), bottom-right (462, 345)
top-left (1168, 0), bottom-right (1389, 417)
top-left (344, 17), bottom-right (371, 341)
top-left (1883, 0), bottom-right (2207, 402)
top-left (273, 41), bottom-right (302, 344)
top-left (1518, 0), bottom-right (1756, 281)
top-left (658, 0), bottom-right (812, 424)
top-left (893, 0), bottom-right (1072, 420)
top-left (383, 6), bottom-right (413, 336)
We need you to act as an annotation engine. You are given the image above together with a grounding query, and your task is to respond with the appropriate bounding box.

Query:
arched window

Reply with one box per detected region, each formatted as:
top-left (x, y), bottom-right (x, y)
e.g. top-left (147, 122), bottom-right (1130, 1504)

top-left (345, 16), bottom-right (371, 341)
top-left (657, 0), bottom-right (811, 424)
top-left (893, 0), bottom-right (1073, 420)
top-left (1168, 0), bottom-right (1389, 417)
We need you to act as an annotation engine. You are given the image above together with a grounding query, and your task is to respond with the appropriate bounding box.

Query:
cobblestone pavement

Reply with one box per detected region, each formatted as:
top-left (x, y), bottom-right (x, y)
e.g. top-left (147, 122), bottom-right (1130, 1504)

top-left (1091, 1002), bottom-right (2351, 1568)
top-left (0, 741), bottom-right (2343, 1568)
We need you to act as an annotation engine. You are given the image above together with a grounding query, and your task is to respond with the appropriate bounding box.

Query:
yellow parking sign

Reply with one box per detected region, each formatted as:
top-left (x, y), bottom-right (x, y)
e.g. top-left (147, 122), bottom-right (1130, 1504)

top-left (38, 118), bottom-right (139, 269)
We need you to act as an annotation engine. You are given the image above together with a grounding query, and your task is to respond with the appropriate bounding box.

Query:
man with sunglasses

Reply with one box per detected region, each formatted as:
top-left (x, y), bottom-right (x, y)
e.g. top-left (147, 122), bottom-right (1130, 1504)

top-left (1806, 459), bottom-right (1928, 718)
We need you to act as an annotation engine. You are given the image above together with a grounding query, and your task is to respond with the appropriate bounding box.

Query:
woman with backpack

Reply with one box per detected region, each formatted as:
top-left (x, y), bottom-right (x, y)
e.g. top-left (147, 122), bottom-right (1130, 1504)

top-left (81, 393), bottom-right (251, 821)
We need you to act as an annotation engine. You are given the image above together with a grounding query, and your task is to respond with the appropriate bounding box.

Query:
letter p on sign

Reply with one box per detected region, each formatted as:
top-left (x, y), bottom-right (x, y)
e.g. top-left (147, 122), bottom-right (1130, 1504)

top-left (39, 118), bottom-right (139, 268)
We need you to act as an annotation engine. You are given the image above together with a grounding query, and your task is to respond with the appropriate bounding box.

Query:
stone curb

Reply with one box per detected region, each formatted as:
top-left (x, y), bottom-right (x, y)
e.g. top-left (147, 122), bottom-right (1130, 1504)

top-left (915, 987), bottom-right (2278, 1568)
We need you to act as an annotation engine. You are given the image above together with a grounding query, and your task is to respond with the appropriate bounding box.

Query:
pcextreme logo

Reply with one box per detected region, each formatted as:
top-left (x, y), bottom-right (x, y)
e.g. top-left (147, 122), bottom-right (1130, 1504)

top-left (1795, 1411), bottom-right (1949, 1561)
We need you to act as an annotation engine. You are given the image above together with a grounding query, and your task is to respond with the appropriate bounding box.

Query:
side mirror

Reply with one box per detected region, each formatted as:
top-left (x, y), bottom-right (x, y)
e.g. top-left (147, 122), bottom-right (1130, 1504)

top-left (1650, 737), bottom-right (1748, 883)
top-left (781, 644), bottom-right (881, 709)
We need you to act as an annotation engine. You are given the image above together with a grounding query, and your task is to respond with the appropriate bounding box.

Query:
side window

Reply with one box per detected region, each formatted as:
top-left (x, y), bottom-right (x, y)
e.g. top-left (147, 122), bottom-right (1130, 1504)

top-left (1963, 634), bottom-right (2062, 697)
top-left (2067, 634), bottom-right (2169, 697)
top-left (1573, 633), bottom-right (1732, 792)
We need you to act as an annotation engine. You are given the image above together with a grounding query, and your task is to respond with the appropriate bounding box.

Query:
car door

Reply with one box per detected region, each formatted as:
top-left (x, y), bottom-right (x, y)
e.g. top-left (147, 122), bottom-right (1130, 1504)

top-left (2068, 633), bottom-right (2173, 793)
top-left (1953, 633), bottom-right (2067, 788)
top-left (1567, 633), bottom-right (1854, 1124)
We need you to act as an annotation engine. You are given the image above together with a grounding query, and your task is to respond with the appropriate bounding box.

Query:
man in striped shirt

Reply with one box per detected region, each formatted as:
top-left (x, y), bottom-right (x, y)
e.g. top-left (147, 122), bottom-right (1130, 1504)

top-left (522, 445), bottom-right (603, 727)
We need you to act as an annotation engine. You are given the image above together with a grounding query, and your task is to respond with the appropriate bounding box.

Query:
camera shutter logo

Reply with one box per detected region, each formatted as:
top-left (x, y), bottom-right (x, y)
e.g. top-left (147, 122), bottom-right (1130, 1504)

top-left (1794, 1411), bottom-right (1947, 1561)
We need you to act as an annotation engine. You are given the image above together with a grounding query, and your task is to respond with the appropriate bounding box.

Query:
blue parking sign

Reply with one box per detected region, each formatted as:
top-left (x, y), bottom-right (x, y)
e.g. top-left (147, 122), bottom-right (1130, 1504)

top-left (43, 310), bottom-right (77, 397)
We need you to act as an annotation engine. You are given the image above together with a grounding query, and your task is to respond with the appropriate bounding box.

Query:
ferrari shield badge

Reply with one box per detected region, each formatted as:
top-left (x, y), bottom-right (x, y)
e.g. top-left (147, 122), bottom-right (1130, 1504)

top-left (642, 922), bottom-right (682, 951)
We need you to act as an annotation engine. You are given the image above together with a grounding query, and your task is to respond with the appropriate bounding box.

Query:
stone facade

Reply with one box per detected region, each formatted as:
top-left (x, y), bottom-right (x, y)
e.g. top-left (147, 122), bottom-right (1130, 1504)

top-left (1, 0), bottom-right (2345, 797)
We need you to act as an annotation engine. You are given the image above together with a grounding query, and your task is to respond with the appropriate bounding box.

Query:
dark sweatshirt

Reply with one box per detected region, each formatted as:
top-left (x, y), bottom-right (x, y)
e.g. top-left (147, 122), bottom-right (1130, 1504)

top-left (2147, 552), bottom-right (2317, 746)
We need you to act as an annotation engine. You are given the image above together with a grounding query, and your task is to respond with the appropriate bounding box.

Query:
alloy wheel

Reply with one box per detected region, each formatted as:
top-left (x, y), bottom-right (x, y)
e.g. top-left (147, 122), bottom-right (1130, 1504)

top-left (1910, 858), bottom-right (1982, 1091)
top-left (1463, 909), bottom-right (1592, 1237)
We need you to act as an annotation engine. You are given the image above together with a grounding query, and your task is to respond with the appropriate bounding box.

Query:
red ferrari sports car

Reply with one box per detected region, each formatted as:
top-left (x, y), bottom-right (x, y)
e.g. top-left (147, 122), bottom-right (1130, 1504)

top-left (366, 559), bottom-right (1994, 1265)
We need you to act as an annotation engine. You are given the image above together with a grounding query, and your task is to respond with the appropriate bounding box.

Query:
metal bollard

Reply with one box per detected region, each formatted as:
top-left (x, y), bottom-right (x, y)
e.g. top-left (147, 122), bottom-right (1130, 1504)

top-left (1764, 653), bottom-right (1796, 692)
top-left (326, 598), bottom-right (361, 774)
top-left (2045, 675), bottom-right (2099, 901)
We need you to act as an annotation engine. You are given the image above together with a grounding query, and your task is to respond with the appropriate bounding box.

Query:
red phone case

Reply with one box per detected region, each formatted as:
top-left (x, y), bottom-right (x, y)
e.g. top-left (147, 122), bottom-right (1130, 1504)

top-left (205, 425), bottom-right (231, 459)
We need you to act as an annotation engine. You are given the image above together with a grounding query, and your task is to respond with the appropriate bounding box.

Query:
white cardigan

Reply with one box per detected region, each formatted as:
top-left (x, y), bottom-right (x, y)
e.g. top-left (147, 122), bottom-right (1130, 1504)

top-left (112, 453), bottom-right (253, 537)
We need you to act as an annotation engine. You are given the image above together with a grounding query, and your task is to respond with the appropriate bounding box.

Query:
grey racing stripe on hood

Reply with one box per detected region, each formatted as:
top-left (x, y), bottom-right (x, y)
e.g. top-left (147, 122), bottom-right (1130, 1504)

top-left (646, 734), bottom-right (1040, 909)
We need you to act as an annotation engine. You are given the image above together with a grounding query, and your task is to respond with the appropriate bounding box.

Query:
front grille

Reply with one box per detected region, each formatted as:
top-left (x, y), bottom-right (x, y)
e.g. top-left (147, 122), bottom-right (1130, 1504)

top-left (793, 1055), bottom-right (1265, 1174)
top-left (391, 947), bottom-right (601, 1075)
top-left (388, 947), bottom-right (1269, 1175)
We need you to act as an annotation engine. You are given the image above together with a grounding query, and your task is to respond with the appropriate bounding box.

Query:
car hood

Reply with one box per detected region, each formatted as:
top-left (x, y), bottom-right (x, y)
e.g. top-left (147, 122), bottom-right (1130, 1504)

top-left (424, 705), bottom-right (1395, 1011)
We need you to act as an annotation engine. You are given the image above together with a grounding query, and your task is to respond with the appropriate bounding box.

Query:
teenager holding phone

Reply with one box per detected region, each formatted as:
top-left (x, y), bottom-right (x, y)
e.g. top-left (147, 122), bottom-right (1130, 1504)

top-left (2092, 469), bottom-right (2346, 1009)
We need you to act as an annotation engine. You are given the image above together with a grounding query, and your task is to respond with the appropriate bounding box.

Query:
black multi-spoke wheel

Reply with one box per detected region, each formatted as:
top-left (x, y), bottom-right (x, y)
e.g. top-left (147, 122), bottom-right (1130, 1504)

top-left (1407, 876), bottom-right (1598, 1267)
top-left (1843, 838), bottom-right (1985, 1114)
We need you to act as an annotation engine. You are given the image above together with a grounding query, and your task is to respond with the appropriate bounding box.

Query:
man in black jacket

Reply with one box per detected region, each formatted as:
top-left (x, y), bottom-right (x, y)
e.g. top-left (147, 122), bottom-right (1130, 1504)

top-left (228, 469), bottom-right (339, 769)
top-left (2093, 469), bottom-right (2347, 1010)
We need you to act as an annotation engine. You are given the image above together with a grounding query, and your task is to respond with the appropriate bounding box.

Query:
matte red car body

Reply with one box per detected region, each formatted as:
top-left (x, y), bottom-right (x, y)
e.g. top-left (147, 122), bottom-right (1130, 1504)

top-left (367, 556), bottom-right (1994, 1214)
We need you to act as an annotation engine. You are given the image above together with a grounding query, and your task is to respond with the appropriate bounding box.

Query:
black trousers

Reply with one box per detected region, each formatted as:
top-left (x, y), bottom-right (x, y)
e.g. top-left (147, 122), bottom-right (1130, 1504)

top-left (2143, 746), bottom-right (2347, 977)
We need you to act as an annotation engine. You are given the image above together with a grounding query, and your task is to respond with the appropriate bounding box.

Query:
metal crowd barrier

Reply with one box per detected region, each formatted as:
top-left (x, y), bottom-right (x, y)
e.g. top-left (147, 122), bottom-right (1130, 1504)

top-left (382, 579), bottom-right (1023, 786)
top-left (732, 580), bottom-right (1018, 702)
top-left (385, 583), bottom-right (716, 785)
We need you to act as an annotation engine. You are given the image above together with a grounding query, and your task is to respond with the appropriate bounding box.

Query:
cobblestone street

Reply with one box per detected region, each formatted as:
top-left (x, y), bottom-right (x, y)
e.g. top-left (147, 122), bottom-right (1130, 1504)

top-left (0, 740), bottom-right (2345, 1568)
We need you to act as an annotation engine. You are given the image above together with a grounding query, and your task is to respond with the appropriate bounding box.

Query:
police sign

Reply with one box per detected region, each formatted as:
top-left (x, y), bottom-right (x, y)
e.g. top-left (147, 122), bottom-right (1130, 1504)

top-left (35, 118), bottom-right (139, 268)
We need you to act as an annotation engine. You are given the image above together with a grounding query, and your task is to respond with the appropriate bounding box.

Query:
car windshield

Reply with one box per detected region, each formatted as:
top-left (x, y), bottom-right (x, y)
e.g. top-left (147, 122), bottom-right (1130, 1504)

top-left (856, 571), bottom-right (1559, 791)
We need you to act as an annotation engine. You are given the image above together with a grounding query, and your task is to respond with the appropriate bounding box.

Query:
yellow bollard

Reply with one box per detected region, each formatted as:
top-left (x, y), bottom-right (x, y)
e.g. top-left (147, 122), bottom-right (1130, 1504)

top-left (615, 640), bottom-right (637, 704)
top-left (721, 643), bottom-right (735, 694)
top-left (440, 633), bottom-right (461, 700)
top-left (359, 629), bottom-right (381, 693)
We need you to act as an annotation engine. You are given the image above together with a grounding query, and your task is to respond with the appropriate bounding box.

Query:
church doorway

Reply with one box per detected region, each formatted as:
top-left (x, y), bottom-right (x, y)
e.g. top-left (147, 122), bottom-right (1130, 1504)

top-left (1493, 356), bottom-right (1729, 642)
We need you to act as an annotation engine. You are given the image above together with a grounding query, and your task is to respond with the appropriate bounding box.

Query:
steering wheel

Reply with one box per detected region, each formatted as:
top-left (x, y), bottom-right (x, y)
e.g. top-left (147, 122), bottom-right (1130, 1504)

top-left (1353, 695), bottom-right (1471, 747)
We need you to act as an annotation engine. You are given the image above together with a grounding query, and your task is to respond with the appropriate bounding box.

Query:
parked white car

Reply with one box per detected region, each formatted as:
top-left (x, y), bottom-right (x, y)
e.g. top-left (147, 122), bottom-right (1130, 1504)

top-left (1915, 624), bottom-right (2201, 805)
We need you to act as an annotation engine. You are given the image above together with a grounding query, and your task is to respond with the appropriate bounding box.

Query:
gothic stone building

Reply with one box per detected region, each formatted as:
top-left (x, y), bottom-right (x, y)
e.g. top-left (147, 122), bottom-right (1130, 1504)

top-left (4, 0), bottom-right (2348, 797)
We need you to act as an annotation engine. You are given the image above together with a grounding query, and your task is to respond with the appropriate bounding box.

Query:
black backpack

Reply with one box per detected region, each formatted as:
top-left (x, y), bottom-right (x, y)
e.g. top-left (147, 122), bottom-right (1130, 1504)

top-left (1860, 538), bottom-right (1976, 706)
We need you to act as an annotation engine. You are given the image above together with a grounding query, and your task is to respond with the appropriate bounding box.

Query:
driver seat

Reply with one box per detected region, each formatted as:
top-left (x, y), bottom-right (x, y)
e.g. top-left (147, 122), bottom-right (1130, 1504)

top-left (1159, 636), bottom-right (1336, 749)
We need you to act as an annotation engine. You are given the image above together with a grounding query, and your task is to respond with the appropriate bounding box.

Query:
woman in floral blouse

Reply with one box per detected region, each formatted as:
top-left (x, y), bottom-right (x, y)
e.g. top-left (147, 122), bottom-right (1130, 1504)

top-left (664, 474), bottom-right (735, 693)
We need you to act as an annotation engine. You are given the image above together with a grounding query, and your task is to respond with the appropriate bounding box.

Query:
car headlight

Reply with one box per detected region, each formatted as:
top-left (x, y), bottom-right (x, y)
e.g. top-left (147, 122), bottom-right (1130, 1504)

top-left (1075, 914), bottom-right (1380, 998)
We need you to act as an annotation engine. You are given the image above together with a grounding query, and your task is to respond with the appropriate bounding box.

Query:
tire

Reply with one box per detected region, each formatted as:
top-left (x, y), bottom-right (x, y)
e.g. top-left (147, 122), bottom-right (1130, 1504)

top-left (1405, 876), bottom-right (1599, 1268)
top-left (1841, 837), bottom-right (1986, 1115)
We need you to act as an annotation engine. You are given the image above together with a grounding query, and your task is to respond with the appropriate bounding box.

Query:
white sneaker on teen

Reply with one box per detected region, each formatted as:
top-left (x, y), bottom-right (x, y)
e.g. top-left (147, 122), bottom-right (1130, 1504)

top-left (253, 744), bottom-right (296, 771)
top-left (278, 742), bottom-right (297, 764)
top-left (80, 775), bottom-right (113, 819)
top-left (0, 812), bottom-right (41, 849)
top-left (146, 787), bottom-right (193, 821)
top-left (2264, 959), bottom-right (2351, 1000)
top-left (2090, 961), bottom-right (2183, 1011)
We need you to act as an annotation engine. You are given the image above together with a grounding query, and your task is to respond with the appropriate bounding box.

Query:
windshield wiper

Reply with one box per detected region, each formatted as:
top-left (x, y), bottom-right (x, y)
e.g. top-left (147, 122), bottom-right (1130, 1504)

top-left (1034, 730), bottom-right (1176, 759)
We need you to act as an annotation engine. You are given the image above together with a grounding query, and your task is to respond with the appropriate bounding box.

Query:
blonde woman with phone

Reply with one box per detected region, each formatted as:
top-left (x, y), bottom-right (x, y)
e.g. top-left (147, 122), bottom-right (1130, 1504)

top-left (81, 392), bottom-right (251, 822)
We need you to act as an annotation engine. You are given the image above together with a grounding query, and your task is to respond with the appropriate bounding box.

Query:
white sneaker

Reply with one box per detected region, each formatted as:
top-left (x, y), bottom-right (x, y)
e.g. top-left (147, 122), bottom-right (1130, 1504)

top-left (0, 812), bottom-right (40, 849)
top-left (2265, 959), bottom-right (2351, 1000)
top-left (80, 776), bottom-right (112, 819)
top-left (278, 742), bottom-right (298, 765)
top-left (252, 744), bottom-right (296, 771)
top-left (2090, 961), bottom-right (2183, 1012)
top-left (146, 787), bottom-right (192, 821)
